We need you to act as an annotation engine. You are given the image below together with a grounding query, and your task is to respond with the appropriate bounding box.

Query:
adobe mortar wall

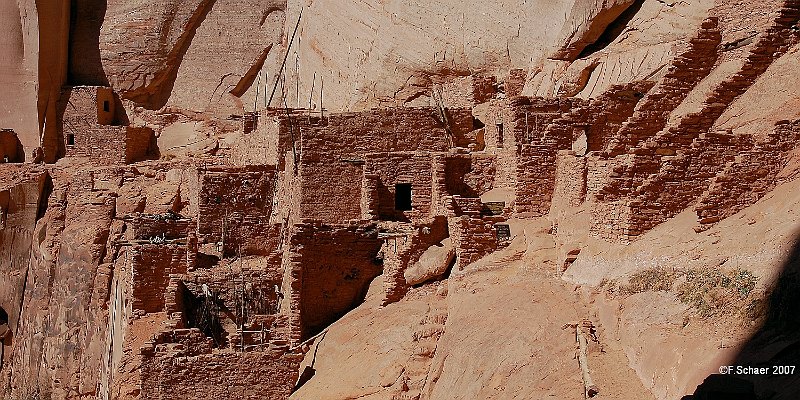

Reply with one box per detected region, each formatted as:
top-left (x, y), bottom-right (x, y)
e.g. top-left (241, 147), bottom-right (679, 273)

top-left (379, 217), bottom-right (449, 305)
top-left (515, 144), bottom-right (557, 216)
top-left (281, 223), bottom-right (382, 341)
top-left (605, 18), bottom-right (722, 155)
top-left (362, 152), bottom-right (434, 222)
top-left (299, 158), bottom-right (364, 223)
top-left (590, 6), bottom-right (799, 242)
top-left (130, 244), bottom-right (190, 315)
top-left (295, 107), bottom-right (473, 223)
top-left (551, 151), bottom-right (587, 212)
top-left (140, 329), bottom-right (301, 400)
top-left (448, 213), bottom-right (505, 270)
top-left (63, 125), bottom-right (154, 165)
top-left (441, 153), bottom-right (496, 198)
top-left (695, 120), bottom-right (800, 231)
top-left (197, 166), bottom-right (279, 256)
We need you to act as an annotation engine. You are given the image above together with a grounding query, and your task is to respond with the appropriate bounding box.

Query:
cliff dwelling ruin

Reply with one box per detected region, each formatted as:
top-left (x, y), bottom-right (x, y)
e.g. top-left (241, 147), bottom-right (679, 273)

top-left (1, 0), bottom-right (800, 399)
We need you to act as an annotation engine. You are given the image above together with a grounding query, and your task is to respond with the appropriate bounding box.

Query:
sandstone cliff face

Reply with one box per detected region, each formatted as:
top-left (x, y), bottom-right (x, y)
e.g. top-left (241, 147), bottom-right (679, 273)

top-left (0, 0), bottom-right (66, 159)
top-left (282, 0), bottom-right (574, 110)
top-left (101, 0), bottom-right (286, 114)
top-left (2, 0), bottom-right (800, 399)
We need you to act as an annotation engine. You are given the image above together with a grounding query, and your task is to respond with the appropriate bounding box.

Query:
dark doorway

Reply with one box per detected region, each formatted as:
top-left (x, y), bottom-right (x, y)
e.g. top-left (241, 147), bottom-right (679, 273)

top-left (66, 134), bottom-right (75, 146)
top-left (103, 100), bottom-right (110, 112)
top-left (0, 306), bottom-right (9, 370)
top-left (496, 123), bottom-right (504, 147)
top-left (395, 183), bottom-right (412, 211)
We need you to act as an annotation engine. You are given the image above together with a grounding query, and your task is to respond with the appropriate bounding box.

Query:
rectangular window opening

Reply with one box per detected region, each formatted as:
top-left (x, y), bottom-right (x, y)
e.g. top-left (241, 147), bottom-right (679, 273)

top-left (496, 123), bottom-right (504, 147)
top-left (395, 183), bottom-right (412, 211)
top-left (103, 100), bottom-right (110, 112)
top-left (66, 134), bottom-right (75, 146)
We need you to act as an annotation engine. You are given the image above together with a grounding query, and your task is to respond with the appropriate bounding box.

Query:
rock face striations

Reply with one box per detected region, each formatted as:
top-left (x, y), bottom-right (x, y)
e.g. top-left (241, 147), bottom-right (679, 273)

top-left (1, 1), bottom-right (800, 399)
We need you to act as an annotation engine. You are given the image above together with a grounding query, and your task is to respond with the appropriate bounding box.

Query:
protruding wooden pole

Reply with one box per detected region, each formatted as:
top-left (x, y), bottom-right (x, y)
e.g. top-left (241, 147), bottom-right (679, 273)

top-left (577, 324), bottom-right (599, 398)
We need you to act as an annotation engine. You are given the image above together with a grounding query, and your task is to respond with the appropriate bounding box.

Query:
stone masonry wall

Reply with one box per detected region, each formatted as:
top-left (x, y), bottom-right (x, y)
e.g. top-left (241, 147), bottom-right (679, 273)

top-left (282, 223), bottom-right (382, 341)
top-left (695, 120), bottom-right (800, 231)
top-left (591, 4), bottom-right (800, 242)
top-left (551, 151), bottom-right (587, 211)
top-left (197, 166), bottom-right (278, 256)
top-left (604, 18), bottom-right (722, 155)
top-left (296, 107), bottom-right (466, 223)
top-left (442, 153), bottom-right (496, 198)
top-left (139, 328), bottom-right (301, 400)
top-left (380, 217), bottom-right (449, 305)
top-left (130, 244), bottom-right (189, 314)
top-left (64, 125), bottom-right (154, 165)
top-left (515, 144), bottom-right (557, 215)
top-left (362, 152), bottom-right (434, 222)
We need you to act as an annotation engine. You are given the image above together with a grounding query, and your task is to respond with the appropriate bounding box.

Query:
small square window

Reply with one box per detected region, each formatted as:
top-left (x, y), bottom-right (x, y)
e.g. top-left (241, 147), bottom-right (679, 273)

top-left (395, 183), bottom-right (412, 211)
top-left (66, 134), bottom-right (75, 146)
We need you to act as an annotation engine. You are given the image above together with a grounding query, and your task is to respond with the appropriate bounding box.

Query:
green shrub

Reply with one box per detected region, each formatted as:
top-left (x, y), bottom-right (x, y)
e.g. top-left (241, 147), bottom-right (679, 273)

top-left (676, 267), bottom-right (759, 318)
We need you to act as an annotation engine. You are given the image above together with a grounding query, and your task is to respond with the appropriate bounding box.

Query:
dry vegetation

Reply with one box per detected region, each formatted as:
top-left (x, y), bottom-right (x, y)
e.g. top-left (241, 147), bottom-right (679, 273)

top-left (611, 266), bottom-right (763, 319)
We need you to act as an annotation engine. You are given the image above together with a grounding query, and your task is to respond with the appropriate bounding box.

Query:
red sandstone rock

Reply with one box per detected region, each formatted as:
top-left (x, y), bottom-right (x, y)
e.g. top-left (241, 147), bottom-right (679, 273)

top-left (1, 1), bottom-right (800, 399)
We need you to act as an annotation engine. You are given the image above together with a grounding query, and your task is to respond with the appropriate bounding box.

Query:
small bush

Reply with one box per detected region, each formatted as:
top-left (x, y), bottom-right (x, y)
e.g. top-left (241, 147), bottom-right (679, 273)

top-left (619, 267), bottom-right (678, 295)
top-left (618, 266), bottom-right (761, 320)
top-left (676, 267), bottom-right (759, 318)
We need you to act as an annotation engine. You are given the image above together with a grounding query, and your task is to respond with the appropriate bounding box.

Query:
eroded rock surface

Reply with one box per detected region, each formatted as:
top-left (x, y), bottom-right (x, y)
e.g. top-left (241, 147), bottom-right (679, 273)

top-left (1, 0), bottom-right (800, 399)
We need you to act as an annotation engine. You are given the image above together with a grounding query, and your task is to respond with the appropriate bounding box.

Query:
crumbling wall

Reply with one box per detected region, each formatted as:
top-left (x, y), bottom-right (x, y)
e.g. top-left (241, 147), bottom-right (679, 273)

top-left (604, 18), bottom-right (722, 155)
top-left (441, 153), bottom-right (496, 198)
top-left (695, 120), bottom-right (800, 231)
top-left (505, 69), bottom-right (527, 97)
top-left (551, 151), bottom-right (588, 212)
top-left (139, 328), bottom-right (301, 400)
top-left (439, 75), bottom-right (497, 108)
top-left (542, 81), bottom-right (654, 153)
top-left (444, 196), bottom-right (505, 269)
top-left (591, 7), bottom-right (800, 242)
top-left (379, 217), bottom-right (450, 305)
top-left (174, 259), bottom-right (285, 350)
top-left (448, 215), bottom-right (504, 270)
top-left (282, 223), bottom-right (382, 340)
top-left (130, 244), bottom-right (190, 315)
top-left (197, 166), bottom-right (279, 256)
top-left (127, 214), bottom-right (194, 241)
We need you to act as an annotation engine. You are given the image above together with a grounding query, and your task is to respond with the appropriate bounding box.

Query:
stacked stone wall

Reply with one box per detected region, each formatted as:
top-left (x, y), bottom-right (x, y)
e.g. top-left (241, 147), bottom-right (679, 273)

top-left (282, 223), bottom-right (382, 341)
top-left (695, 120), bottom-right (800, 231)
top-left (515, 144), bottom-right (557, 215)
top-left (139, 328), bottom-right (301, 400)
top-left (551, 151), bottom-right (588, 211)
top-left (197, 166), bottom-right (278, 256)
top-left (362, 152), bottom-right (433, 222)
top-left (591, 4), bottom-right (800, 242)
top-left (605, 18), bottom-right (722, 155)
top-left (131, 244), bottom-right (189, 314)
